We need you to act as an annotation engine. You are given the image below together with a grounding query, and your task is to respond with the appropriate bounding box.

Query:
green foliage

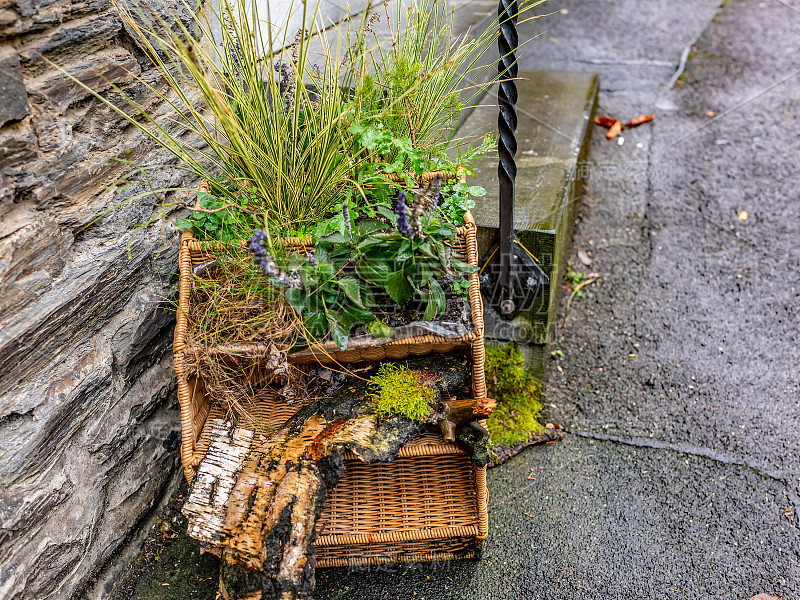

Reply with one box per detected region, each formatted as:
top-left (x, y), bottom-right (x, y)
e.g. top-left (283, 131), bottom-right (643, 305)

top-left (441, 182), bottom-right (485, 225)
top-left (485, 344), bottom-right (545, 447)
top-left (451, 277), bottom-right (471, 297)
top-left (349, 123), bottom-right (427, 176)
top-left (178, 191), bottom-right (258, 243)
top-left (566, 262), bottom-right (590, 298)
top-left (69, 0), bottom-right (380, 234)
top-left (348, 0), bottom-right (545, 163)
top-left (61, 0), bottom-right (547, 236)
top-left (280, 179), bottom-right (478, 350)
top-left (368, 363), bottom-right (436, 422)
top-left (64, 0), bottom-right (548, 351)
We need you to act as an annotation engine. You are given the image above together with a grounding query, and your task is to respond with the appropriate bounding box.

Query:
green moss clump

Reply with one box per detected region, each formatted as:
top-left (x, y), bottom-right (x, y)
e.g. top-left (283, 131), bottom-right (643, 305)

top-left (485, 344), bottom-right (545, 447)
top-left (368, 363), bottom-right (436, 422)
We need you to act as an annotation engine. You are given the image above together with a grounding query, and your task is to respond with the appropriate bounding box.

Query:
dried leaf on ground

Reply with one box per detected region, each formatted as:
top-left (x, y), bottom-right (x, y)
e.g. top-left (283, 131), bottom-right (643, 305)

top-left (625, 114), bottom-right (656, 128)
top-left (606, 120), bottom-right (623, 140)
top-left (594, 116), bottom-right (618, 128)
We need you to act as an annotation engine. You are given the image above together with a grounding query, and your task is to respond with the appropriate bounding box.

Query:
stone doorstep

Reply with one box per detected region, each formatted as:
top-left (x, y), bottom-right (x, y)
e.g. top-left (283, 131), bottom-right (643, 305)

top-left (458, 69), bottom-right (598, 366)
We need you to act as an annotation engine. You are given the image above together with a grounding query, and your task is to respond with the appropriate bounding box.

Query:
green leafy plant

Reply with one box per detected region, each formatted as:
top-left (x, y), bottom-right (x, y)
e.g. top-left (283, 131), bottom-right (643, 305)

top-left (64, 0), bottom-right (549, 361)
top-left (485, 344), bottom-right (545, 446)
top-left (177, 191), bottom-right (258, 243)
top-left (60, 0), bottom-right (547, 240)
top-left (349, 0), bottom-right (546, 164)
top-left (441, 182), bottom-right (486, 225)
top-left (67, 0), bottom-right (387, 236)
top-left (451, 277), bottom-right (471, 297)
top-left (566, 262), bottom-right (590, 298)
top-left (275, 176), bottom-right (478, 350)
top-left (368, 363), bottom-right (436, 421)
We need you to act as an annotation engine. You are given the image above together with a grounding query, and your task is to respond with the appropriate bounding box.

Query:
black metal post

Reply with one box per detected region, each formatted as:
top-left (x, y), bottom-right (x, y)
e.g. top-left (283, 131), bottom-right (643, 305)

top-left (497, 0), bottom-right (519, 314)
top-left (479, 0), bottom-right (547, 322)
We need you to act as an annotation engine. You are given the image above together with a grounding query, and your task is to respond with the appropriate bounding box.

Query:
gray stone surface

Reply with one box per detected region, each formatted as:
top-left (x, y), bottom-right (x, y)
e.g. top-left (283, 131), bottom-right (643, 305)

top-left (0, 45), bottom-right (29, 125)
top-left (318, 436), bottom-right (799, 598)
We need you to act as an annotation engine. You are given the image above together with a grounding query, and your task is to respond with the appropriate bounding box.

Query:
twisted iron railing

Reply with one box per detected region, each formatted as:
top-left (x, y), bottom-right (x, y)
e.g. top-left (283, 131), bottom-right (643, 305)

top-left (480, 0), bottom-right (548, 321)
top-left (496, 0), bottom-right (519, 314)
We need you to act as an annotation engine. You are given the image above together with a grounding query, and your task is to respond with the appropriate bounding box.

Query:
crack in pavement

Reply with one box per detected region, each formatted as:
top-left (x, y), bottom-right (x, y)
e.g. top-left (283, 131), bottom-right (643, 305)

top-left (664, 0), bottom-right (727, 90)
top-left (568, 429), bottom-right (800, 530)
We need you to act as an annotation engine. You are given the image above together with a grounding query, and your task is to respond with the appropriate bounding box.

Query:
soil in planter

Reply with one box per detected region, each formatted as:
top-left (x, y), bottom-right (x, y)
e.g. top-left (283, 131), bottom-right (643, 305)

top-left (350, 287), bottom-right (473, 339)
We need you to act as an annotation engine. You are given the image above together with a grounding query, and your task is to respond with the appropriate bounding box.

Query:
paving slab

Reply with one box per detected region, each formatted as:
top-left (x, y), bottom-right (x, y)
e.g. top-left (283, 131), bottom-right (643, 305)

top-left (514, 0), bottom-right (721, 92)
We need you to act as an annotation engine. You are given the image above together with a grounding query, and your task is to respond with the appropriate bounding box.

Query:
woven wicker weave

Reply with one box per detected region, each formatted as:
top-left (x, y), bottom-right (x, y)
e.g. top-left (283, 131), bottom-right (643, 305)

top-left (173, 174), bottom-right (489, 565)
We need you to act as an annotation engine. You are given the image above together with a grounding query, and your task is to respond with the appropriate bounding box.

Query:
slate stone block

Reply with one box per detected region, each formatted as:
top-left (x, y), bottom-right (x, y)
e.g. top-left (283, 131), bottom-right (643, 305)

top-left (0, 46), bottom-right (30, 125)
top-left (0, 3), bottom-right (189, 599)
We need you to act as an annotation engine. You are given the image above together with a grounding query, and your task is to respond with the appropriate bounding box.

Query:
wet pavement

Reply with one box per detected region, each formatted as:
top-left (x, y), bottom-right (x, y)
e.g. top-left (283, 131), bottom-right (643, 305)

top-left (110, 0), bottom-right (800, 598)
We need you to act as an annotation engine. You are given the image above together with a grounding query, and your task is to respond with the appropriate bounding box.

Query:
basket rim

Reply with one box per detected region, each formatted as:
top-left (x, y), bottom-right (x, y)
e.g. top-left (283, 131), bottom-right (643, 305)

top-left (316, 549), bottom-right (479, 569)
top-left (187, 167), bottom-right (465, 250)
top-left (315, 525), bottom-right (481, 547)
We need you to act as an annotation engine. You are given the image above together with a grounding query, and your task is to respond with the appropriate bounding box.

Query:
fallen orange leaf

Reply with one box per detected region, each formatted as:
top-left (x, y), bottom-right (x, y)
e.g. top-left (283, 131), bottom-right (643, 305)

top-left (625, 114), bottom-right (656, 128)
top-left (606, 120), bottom-right (623, 140)
top-left (594, 116), bottom-right (618, 128)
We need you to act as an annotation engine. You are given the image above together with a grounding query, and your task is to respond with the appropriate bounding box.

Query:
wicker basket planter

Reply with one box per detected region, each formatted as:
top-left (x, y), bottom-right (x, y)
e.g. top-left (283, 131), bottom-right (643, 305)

top-left (174, 198), bottom-right (488, 480)
top-left (173, 178), bottom-right (491, 569)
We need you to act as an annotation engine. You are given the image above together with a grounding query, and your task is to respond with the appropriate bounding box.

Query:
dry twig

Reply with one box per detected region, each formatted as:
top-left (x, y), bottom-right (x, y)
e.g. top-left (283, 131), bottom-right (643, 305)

top-left (562, 275), bottom-right (599, 326)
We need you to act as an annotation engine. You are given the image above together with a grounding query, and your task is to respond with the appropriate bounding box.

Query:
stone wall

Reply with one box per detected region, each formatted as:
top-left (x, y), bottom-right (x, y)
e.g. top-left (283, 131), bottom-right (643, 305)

top-left (0, 1), bottom-right (191, 598)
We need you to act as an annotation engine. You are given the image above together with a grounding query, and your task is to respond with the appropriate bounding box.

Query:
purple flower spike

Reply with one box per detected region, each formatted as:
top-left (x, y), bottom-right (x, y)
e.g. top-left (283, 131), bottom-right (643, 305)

top-left (221, 39), bottom-right (243, 83)
top-left (395, 191), bottom-right (413, 239)
top-left (429, 178), bottom-right (442, 213)
top-left (248, 230), bottom-right (303, 289)
top-left (342, 203), bottom-right (352, 242)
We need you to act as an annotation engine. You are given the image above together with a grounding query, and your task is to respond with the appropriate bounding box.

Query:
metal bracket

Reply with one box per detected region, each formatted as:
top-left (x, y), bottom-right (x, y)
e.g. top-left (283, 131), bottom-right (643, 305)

top-left (479, 240), bottom-right (548, 319)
